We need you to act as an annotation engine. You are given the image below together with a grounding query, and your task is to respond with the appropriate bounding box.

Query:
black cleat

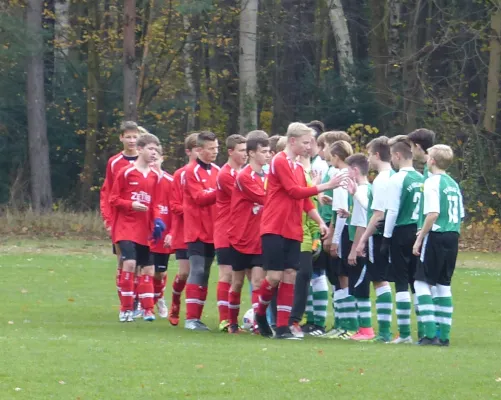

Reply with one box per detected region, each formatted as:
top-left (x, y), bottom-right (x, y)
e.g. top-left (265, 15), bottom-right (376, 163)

top-left (301, 323), bottom-right (315, 333)
top-left (417, 337), bottom-right (440, 346)
top-left (274, 326), bottom-right (302, 340)
top-left (437, 339), bottom-right (450, 347)
top-left (255, 313), bottom-right (273, 338)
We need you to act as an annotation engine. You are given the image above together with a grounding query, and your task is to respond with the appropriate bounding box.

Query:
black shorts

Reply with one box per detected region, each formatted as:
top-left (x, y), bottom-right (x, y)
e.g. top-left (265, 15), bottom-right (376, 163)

top-left (216, 247), bottom-right (232, 265)
top-left (367, 234), bottom-right (390, 282)
top-left (262, 234), bottom-right (301, 271)
top-left (337, 226), bottom-right (351, 277)
top-left (187, 240), bottom-right (215, 259)
top-left (389, 224), bottom-right (418, 291)
top-left (112, 243), bottom-right (117, 255)
top-left (152, 252), bottom-right (170, 273)
top-left (415, 231), bottom-right (459, 286)
top-left (175, 249), bottom-right (188, 260)
top-left (349, 257), bottom-right (370, 298)
top-left (230, 246), bottom-right (263, 271)
top-left (118, 241), bottom-right (153, 267)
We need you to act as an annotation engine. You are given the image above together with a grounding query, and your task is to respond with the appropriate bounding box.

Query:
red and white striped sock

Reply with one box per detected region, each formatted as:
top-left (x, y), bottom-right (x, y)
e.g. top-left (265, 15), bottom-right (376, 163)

top-left (228, 289), bottom-right (241, 326)
top-left (153, 275), bottom-right (167, 305)
top-left (172, 274), bottom-right (187, 307)
top-left (119, 271), bottom-right (135, 311)
top-left (185, 283), bottom-right (200, 320)
top-left (256, 278), bottom-right (276, 316)
top-left (116, 268), bottom-right (122, 302)
top-left (216, 281), bottom-right (231, 322)
top-left (199, 286), bottom-right (208, 320)
top-left (276, 282), bottom-right (294, 328)
top-left (138, 275), bottom-right (154, 312)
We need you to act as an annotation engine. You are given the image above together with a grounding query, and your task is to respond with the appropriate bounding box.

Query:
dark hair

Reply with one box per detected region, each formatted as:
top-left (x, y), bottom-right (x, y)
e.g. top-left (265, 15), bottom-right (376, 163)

top-left (408, 128), bottom-right (436, 152)
top-left (246, 130), bottom-right (269, 153)
top-left (268, 135), bottom-right (283, 154)
top-left (307, 120), bottom-right (325, 138)
top-left (226, 134), bottom-right (247, 150)
top-left (137, 133), bottom-right (160, 148)
top-left (367, 136), bottom-right (391, 162)
top-left (197, 131), bottom-right (217, 147)
top-left (388, 135), bottom-right (413, 159)
top-left (184, 132), bottom-right (199, 150)
top-left (120, 120), bottom-right (138, 133)
top-left (346, 153), bottom-right (369, 175)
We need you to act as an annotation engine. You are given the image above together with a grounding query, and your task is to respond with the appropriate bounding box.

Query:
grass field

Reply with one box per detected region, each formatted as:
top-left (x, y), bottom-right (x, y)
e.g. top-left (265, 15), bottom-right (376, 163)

top-left (1, 239), bottom-right (501, 399)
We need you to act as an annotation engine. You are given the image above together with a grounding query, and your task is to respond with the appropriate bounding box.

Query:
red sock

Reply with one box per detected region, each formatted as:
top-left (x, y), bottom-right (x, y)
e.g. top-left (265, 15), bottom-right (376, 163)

top-left (134, 273), bottom-right (140, 302)
top-left (116, 268), bottom-right (122, 302)
top-left (199, 286), bottom-right (208, 320)
top-left (276, 282), bottom-right (294, 328)
top-left (138, 275), bottom-right (154, 311)
top-left (119, 271), bottom-right (135, 311)
top-left (153, 276), bottom-right (167, 305)
top-left (185, 283), bottom-right (200, 320)
top-left (228, 289), bottom-right (241, 325)
top-left (172, 274), bottom-right (187, 307)
top-left (217, 281), bottom-right (231, 322)
top-left (252, 289), bottom-right (260, 315)
top-left (256, 278), bottom-right (276, 316)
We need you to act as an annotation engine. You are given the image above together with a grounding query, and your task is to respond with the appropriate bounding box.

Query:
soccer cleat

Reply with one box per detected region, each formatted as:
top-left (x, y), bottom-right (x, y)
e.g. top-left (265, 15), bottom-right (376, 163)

top-left (301, 323), bottom-right (315, 333)
top-left (119, 311), bottom-right (127, 323)
top-left (133, 301), bottom-right (144, 319)
top-left (391, 335), bottom-right (413, 344)
top-left (228, 324), bottom-right (244, 334)
top-left (255, 313), bottom-right (273, 338)
top-left (322, 328), bottom-right (344, 339)
top-left (369, 334), bottom-right (391, 343)
top-left (338, 330), bottom-right (357, 340)
top-left (195, 320), bottom-right (210, 331)
top-left (156, 298), bottom-right (168, 319)
top-left (308, 326), bottom-right (326, 336)
top-left (219, 319), bottom-right (230, 332)
top-left (417, 337), bottom-right (439, 346)
top-left (290, 322), bottom-right (305, 338)
top-left (143, 309), bottom-right (156, 321)
top-left (185, 319), bottom-right (209, 331)
top-left (168, 303), bottom-right (180, 326)
top-left (351, 327), bottom-right (376, 341)
top-left (125, 310), bottom-right (134, 322)
top-left (437, 339), bottom-right (450, 347)
top-left (274, 326), bottom-right (302, 340)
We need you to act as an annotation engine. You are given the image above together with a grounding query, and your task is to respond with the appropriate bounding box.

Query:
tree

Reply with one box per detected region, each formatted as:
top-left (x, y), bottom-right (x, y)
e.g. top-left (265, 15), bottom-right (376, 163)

top-left (124, 0), bottom-right (137, 121)
top-left (239, 0), bottom-right (258, 133)
top-left (26, 0), bottom-right (53, 212)
top-left (484, 2), bottom-right (501, 133)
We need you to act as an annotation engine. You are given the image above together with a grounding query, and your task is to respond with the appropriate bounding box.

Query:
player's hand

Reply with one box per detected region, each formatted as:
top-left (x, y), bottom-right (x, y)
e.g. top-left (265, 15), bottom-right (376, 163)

top-left (311, 170), bottom-right (322, 186)
top-left (380, 237), bottom-right (390, 259)
top-left (338, 208), bottom-right (350, 218)
top-left (152, 218), bottom-right (166, 241)
top-left (164, 234), bottom-right (172, 248)
top-left (412, 238), bottom-right (422, 256)
top-left (132, 201), bottom-right (148, 212)
top-left (319, 193), bottom-right (333, 205)
top-left (312, 238), bottom-right (322, 260)
top-left (346, 178), bottom-right (357, 195)
top-left (355, 241), bottom-right (366, 257)
top-left (330, 243), bottom-right (339, 258)
top-left (319, 222), bottom-right (329, 239)
top-left (327, 172), bottom-right (348, 190)
top-left (348, 250), bottom-right (357, 266)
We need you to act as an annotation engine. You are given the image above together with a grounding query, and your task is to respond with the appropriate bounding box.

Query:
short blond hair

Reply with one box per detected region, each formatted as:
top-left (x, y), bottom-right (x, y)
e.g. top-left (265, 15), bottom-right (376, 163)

top-left (330, 140), bottom-right (353, 161)
top-left (137, 126), bottom-right (149, 136)
top-left (286, 122), bottom-right (313, 139)
top-left (318, 131), bottom-right (352, 148)
top-left (428, 144), bottom-right (454, 170)
top-left (276, 136), bottom-right (287, 152)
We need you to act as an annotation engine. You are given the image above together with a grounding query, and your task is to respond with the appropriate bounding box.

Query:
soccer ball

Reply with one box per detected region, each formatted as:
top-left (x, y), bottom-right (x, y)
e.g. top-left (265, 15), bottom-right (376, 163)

top-left (242, 308), bottom-right (254, 331)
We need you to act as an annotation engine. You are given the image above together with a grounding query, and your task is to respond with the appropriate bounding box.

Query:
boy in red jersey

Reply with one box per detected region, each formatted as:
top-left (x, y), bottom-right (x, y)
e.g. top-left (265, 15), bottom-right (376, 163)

top-left (149, 151), bottom-right (174, 319)
top-left (100, 121), bottom-right (141, 301)
top-left (255, 122), bottom-right (348, 339)
top-left (227, 130), bottom-right (271, 334)
top-left (164, 133), bottom-right (199, 326)
top-left (214, 134), bottom-right (248, 331)
top-left (109, 133), bottom-right (164, 322)
top-left (183, 131), bottom-right (220, 331)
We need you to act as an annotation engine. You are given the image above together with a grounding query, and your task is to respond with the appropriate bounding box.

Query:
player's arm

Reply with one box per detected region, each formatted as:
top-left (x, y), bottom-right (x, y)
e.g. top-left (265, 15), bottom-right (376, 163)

top-left (100, 159), bottom-right (114, 229)
top-left (413, 179), bottom-right (439, 256)
top-left (185, 169), bottom-right (217, 206)
top-left (383, 177), bottom-right (402, 239)
top-left (306, 200), bottom-right (328, 238)
top-left (217, 171), bottom-right (235, 197)
top-left (238, 174), bottom-right (266, 204)
top-left (109, 171), bottom-right (133, 210)
top-left (349, 190), bottom-right (368, 265)
top-left (273, 157), bottom-right (318, 199)
top-left (169, 172), bottom-right (184, 216)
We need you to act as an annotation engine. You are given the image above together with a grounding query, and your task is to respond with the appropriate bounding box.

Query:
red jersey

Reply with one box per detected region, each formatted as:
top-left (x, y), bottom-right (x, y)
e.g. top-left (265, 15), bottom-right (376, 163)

top-left (214, 163), bottom-right (238, 249)
top-left (149, 171), bottom-right (174, 254)
top-left (109, 165), bottom-right (160, 246)
top-left (260, 151), bottom-right (318, 242)
top-left (168, 165), bottom-right (190, 251)
top-left (100, 152), bottom-right (137, 229)
top-left (228, 164), bottom-right (267, 254)
top-left (183, 159), bottom-right (220, 244)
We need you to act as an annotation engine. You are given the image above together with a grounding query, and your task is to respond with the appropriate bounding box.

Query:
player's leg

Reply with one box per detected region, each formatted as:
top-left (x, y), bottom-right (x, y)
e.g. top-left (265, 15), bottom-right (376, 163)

top-left (153, 253), bottom-right (169, 318)
top-left (132, 263), bottom-right (143, 319)
top-left (351, 257), bottom-right (374, 341)
top-left (117, 241), bottom-right (137, 322)
top-left (169, 250), bottom-right (189, 326)
top-left (216, 248), bottom-right (232, 332)
top-left (310, 268), bottom-right (328, 335)
top-left (289, 251), bottom-right (313, 338)
top-left (114, 244), bottom-right (123, 302)
top-left (185, 241), bottom-right (209, 330)
top-left (137, 246), bottom-right (156, 321)
top-left (405, 225), bottom-right (424, 339)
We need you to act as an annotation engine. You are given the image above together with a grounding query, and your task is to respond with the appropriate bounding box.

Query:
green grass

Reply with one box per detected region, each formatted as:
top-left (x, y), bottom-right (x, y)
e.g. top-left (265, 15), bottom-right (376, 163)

top-left (1, 239), bottom-right (501, 399)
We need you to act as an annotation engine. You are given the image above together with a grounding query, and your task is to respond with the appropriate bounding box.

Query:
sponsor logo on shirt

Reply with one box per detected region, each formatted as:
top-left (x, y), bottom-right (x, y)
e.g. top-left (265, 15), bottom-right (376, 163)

top-left (159, 205), bottom-right (169, 215)
top-left (129, 181), bottom-right (139, 185)
top-left (131, 191), bottom-right (151, 203)
top-left (252, 204), bottom-right (262, 215)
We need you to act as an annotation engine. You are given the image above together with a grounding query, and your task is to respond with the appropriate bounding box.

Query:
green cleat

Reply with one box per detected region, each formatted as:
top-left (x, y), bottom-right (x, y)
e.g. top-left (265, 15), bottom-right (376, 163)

top-left (219, 319), bottom-right (230, 332)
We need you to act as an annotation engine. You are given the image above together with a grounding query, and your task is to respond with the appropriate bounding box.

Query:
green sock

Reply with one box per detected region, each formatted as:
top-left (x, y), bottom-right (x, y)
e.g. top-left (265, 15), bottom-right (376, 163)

top-left (305, 286), bottom-right (314, 324)
top-left (375, 286), bottom-right (392, 338)
top-left (311, 275), bottom-right (328, 328)
top-left (414, 293), bottom-right (425, 339)
top-left (437, 296), bottom-right (453, 341)
top-left (395, 291), bottom-right (411, 339)
top-left (344, 293), bottom-right (359, 332)
top-left (356, 297), bottom-right (372, 328)
top-left (417, 293), bottom-right (436, 339)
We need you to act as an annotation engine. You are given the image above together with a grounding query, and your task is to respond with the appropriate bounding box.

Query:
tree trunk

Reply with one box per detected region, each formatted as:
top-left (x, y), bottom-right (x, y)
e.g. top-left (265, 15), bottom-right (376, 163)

top-left (54, 0), bottom-right (70, 80)
top-left (80, 0), bottom-right (100, 209)
top-left (124, 0), bottom-right (137, 121)
top-left (484, 3), bottom-right (501, 133)
top-left (68, 0), bottom-right (84, 67)
top-left (183, 14), bottom-right (197, 132)
top-left (239, 0), bottom-right (258, 133)
top-left (26, 0), bottom-right (53, 213)
top-left (136, 0), bottom-right (155, 111)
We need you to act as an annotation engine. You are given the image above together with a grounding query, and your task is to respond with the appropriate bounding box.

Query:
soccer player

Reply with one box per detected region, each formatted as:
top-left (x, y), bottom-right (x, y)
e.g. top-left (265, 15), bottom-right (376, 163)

top-left (307, 120), bottom-right (329, 181)
top-left (354, 136), bottom-right (395, 342)
top-left (183, 131), bottom-right (220, 331)
top-left (383, 135), bottom-right (424, 343)
top-left (214, 134), bottom-right (248, 331)
top-left (165, 133), bottom-right (199, 326)
top-left (413, 145), bottom-right (464, 346)
top-left (254, 122), bottom-right (347, 340)
top-left (149, 151), bottom-right (174, 319)
top-left (408, 128), bottom-right (436, 180)
top-left (227, 131), bottom-right (271, 334)
top-left (100, 121), bottom-right (140, 303)
top-left (109, 133), bottom-right (163, 322)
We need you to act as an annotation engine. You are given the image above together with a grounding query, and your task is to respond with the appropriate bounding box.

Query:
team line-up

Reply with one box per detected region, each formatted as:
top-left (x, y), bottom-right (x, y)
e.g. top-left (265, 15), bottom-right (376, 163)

top-left (100, 120), bottom-right (463, 345)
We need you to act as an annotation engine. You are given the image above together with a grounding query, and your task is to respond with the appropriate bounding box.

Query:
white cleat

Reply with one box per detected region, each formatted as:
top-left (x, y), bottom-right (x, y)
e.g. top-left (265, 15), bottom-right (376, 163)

top-left (156, 298), bottom-right (168, 318)
top-left (391, 335), bottom-right (413, 344)
top-left (125, 310), bottom-right (134, 322)
top-left (290, 323), bottom-right (305, 338)
top-left (119, 311), bottom-right (127, 322)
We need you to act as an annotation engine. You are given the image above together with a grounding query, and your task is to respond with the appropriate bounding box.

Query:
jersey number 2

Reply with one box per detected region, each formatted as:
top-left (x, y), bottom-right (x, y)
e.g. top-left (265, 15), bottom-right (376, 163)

top-left (411, 192), bottom-right (422, 221)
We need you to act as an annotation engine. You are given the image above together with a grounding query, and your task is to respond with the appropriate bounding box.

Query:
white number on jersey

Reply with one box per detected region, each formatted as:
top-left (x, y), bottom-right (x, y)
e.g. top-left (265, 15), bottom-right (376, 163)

top-left (411, 192), bottom-right (422, 221)
top-left (447, 195), bottom-right (459, 224)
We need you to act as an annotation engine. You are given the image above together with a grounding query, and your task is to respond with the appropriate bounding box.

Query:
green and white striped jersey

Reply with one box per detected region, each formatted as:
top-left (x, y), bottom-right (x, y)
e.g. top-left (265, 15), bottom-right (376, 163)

top-left (424, 173), bottom-right (464, 233)
top-left (367, 169), bottom-right (395, 235)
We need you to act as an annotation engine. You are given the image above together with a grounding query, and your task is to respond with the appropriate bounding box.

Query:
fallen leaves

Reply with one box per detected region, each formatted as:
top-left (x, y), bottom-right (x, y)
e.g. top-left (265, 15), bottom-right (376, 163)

top-left (299, 378), bottom-right (310, 383)
top-left (195, 364), bottom-right (204, 369)
top-left (68, 298), bottom-right (75, 302)
top-left (58, 380), bottom-right (66, 385)
top-left (14, 388), bottom-right (21, 391)
top-left (21, 289), bottom-right (28, 294)
top-left (495, 377), bottom-right (501, 382)
top-left (8, 321), bottom-right (14, 325)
